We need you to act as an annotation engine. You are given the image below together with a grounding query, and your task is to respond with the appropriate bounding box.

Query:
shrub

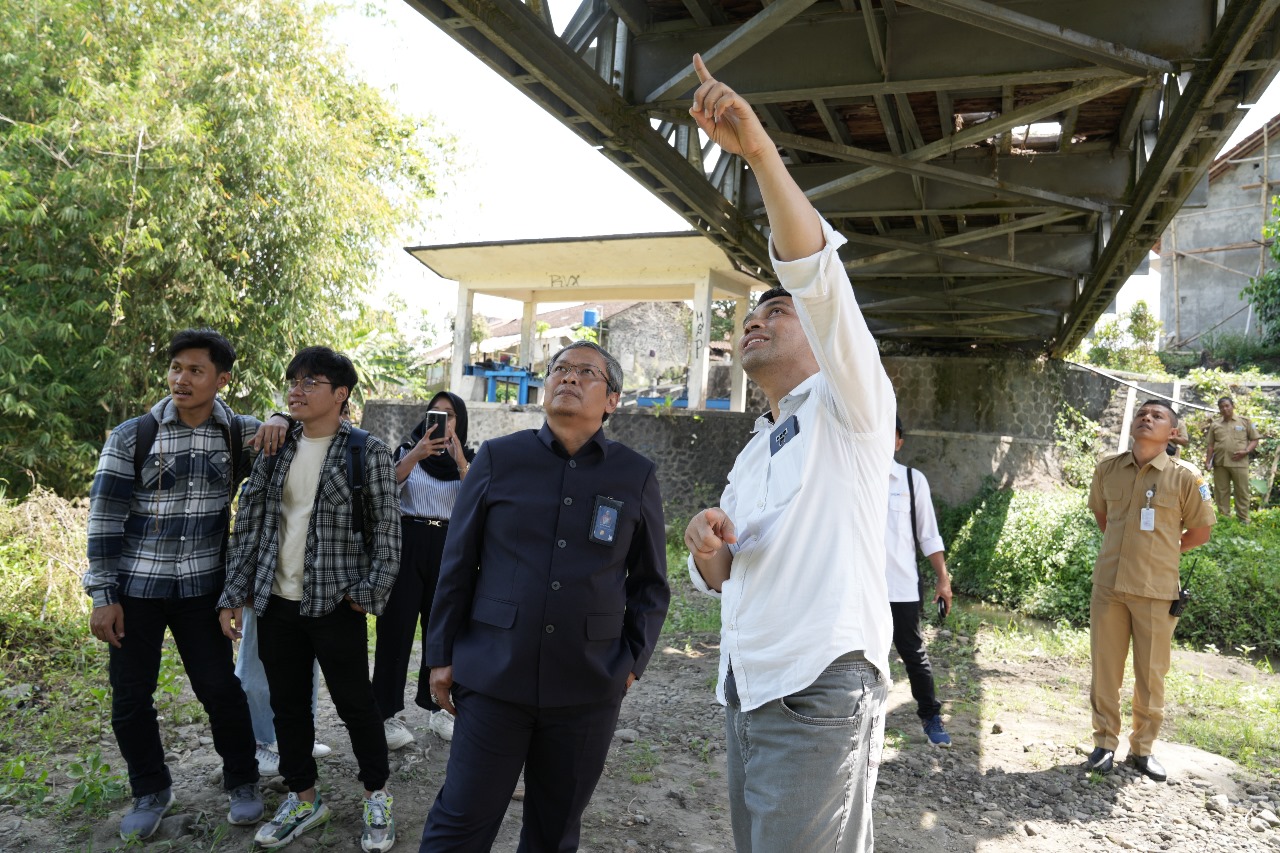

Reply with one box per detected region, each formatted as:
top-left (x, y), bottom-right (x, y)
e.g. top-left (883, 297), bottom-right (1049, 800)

top-left (939, 484), bottom-right (1101, 625)
top-left (939, 484), bottom-right (1280, 656)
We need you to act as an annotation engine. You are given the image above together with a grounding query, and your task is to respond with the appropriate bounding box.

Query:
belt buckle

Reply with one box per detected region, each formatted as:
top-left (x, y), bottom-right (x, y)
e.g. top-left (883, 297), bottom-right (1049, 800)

top-left (427, 519), bottom-right (444, 527)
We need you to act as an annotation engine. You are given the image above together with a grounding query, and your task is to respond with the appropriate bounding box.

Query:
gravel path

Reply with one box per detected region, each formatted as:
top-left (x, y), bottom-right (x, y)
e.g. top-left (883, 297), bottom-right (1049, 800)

top-left (3, 627), bottom-right (1278, 852)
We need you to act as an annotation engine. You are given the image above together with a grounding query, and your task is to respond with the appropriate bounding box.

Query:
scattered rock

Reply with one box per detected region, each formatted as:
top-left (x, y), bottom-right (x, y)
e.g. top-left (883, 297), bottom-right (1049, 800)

top-left (615, 729), bottom-right (639, 743)
top-left (155, 812), bottom-right (195, 840)
top-left (990, 722), bottom-right (1003, 734)
top-left (1207, 794), bottom-right (1231, 814)
top-left (0, 684), bottom-right (33, 703)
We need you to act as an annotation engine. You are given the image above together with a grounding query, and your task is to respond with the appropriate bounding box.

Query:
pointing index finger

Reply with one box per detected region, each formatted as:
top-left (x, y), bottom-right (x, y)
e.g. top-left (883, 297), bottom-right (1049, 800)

top-left (692, 53), bottom-right (712, 85)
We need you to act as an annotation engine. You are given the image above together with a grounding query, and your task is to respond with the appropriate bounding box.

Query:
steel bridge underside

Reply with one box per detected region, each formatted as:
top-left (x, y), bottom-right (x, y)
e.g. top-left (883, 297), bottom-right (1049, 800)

top-left (404, 0), bottom-right (1280, 354)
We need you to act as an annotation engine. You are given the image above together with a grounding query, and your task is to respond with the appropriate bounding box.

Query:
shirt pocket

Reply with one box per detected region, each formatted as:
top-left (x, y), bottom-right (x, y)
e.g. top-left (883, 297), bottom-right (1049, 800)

top-left (138, 453), bottom-right (177, 491)
top-left (765, 438), bottom-right (807, 507)
top-left (1153, 492), bottom-right (1180, 526)
top-left (1103, 484), bottom-right (1126, 520)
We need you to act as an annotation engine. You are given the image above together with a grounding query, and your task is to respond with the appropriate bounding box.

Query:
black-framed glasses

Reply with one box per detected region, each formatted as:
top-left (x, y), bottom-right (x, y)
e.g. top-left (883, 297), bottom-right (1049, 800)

top-left (286, 377), bottom-right (332, 393)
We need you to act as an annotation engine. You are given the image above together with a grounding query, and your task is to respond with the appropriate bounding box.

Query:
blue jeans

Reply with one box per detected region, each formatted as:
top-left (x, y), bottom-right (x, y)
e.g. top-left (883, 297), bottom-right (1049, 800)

top-left (235, 606), bottom-right (320, 745)
top-left (725, 652), bottom-right (887, 853)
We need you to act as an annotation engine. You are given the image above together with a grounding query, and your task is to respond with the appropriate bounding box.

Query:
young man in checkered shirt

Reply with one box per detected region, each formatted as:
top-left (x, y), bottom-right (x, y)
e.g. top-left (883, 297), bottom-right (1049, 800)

top-left (85, 328), bottom-right (290, 840)
top-left (219, 346), bottom-right (402, 852)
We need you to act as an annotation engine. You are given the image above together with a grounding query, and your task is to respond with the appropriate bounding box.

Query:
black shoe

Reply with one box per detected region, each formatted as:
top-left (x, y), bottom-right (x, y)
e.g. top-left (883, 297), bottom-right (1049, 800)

top-left (1087, 747), bottom-right (1114, 774)
top-left (1128, 753), bottom-right (1167, 781)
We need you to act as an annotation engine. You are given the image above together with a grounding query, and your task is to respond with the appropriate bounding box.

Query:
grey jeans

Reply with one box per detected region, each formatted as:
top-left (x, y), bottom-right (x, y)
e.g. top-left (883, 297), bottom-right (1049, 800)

top-left (725, 652), bottom-right (887, 853)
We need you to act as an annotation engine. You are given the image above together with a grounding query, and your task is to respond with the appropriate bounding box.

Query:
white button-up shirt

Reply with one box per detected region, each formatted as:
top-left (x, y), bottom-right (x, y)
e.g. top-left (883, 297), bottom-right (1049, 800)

top-left (885, 461), bottom-right (945, 602)
top-left (689, 216), bottom-right (896, 712)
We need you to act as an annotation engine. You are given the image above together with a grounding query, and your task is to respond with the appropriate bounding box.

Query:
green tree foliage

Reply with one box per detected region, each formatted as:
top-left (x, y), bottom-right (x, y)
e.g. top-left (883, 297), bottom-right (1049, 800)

top-left (1243, 204), bottom-right (1280, 345)
top-left (0, 0), bottom-right (454, 496)
top-left (1082, 299), bottom-right (1165, 375)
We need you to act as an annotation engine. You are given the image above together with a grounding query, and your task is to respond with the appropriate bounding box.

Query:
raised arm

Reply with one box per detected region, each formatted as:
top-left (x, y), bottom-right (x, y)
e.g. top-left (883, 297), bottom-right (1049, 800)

top-left (689, 54), bottom-right (821, 262)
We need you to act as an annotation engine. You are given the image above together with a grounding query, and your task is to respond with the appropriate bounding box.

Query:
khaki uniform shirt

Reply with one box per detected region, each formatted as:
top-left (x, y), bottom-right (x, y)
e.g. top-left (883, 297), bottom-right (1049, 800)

top-left (1208, 415), bottom-right (1259, 468)
top-left (1087, 451), bottom-right (1216, 599)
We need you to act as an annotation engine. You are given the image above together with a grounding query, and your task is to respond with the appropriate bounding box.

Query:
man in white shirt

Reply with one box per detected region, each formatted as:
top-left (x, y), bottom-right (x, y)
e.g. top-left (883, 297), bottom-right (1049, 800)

top-left (886, 417), bottom-right (953, 748)
top-left (683, 55), bottom-right (896, 853)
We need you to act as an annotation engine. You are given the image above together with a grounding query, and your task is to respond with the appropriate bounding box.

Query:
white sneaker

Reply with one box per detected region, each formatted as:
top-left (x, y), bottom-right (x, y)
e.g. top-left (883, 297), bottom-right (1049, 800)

top-left (429, 710), bottom-right (454, 742)
top-left (311, 741), bottom-right (333, 759)
top-left (255, 742), bottom-right (281, 776)
top-left (383, 717), bottom-right (415, 751)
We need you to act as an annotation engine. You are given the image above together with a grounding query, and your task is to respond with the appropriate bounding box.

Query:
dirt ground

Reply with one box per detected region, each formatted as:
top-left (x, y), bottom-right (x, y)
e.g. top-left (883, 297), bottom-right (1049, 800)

top-left (5, 625), bottom-right (1280, 852)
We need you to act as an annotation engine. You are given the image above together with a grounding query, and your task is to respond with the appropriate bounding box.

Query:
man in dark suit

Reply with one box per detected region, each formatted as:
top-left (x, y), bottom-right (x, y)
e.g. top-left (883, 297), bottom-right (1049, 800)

top-left (418, 340), bottom-right (670, 853)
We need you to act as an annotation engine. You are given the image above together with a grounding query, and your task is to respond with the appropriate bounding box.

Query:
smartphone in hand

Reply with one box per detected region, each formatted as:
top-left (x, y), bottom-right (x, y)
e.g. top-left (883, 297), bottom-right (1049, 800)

top-left (936, 597), bottom-right (949, 620)
top-left (426, 410), bottom-right (448, 454)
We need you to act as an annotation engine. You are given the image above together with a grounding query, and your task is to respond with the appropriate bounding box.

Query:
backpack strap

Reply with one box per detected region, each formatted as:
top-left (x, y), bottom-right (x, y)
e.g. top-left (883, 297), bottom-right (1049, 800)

top-left (906, 466), bottom-right (924, 603)
top-left (347, 428), bottom-right (369, 539)
top-left (906, 466), bottom-right (920, 557)
top-left (133, 413), bottom-right (160, 483)
top-left (221, 418), bottom-right (244, 489)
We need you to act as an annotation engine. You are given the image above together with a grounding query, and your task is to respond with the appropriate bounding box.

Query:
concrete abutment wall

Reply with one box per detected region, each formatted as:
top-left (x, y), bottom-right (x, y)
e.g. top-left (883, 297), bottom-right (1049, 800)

top-left (364, 356), bottom-right (1122, 516)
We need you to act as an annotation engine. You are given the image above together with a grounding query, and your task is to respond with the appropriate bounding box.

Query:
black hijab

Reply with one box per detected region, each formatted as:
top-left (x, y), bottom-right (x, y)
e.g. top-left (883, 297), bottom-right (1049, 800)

top-left (399, 391), bottom-right (476, 482)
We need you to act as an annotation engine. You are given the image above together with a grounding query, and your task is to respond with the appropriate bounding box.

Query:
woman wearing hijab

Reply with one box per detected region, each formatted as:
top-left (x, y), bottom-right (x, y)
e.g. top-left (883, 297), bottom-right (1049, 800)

top-left (372, 391), bottom-right (475, 749)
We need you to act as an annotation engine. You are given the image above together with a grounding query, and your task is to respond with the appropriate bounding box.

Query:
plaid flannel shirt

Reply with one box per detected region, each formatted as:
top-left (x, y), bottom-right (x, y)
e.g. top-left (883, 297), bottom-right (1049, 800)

top-left (219, 420), bottom-right (402, 617)
top-left (84, 397), bottom-right (261, 608)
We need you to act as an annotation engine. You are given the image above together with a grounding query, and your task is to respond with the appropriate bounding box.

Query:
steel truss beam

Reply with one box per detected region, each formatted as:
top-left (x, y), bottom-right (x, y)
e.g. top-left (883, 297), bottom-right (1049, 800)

top-left (401, 0), bottom-right (1280, 353)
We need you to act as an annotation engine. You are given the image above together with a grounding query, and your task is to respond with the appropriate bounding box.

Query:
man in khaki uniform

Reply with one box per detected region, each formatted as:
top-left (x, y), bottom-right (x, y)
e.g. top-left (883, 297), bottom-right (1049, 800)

top-left (1086, 400), bottom-right (1215, 782)
top-left (1203, 396), bottom-right (1260, 522)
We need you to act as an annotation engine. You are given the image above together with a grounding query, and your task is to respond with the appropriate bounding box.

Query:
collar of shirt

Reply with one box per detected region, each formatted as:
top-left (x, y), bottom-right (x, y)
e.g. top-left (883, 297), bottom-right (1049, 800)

top-left (536, 422), bottom-right (609, 460)
top-left (157, 395), bottom-right (233, 430)
top-left (1117, 449), bottom-right (1170, 473)
top-left (751, 374), bottom-right (819, 434)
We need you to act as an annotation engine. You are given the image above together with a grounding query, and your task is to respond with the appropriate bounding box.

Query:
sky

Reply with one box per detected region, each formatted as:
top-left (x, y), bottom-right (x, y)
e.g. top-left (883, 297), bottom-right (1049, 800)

top-left (326, 0), bottom-right (686, 328)
top-left (326, 0), bottom-right (1280, 331)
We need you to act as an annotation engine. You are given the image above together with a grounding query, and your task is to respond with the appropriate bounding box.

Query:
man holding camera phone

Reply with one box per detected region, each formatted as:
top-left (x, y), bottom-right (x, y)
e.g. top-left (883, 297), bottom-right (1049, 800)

top-left (886, 417), bottom-right (953, 748)
top-left (1086, 400), bottom-right (1214, 782)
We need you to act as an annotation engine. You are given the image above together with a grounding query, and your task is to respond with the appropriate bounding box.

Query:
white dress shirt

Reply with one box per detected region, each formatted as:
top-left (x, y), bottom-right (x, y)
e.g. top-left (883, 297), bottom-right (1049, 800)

top-left (885, 462), bottom-right (946, 603)
top-left (689, 215), bottom-right (897, 712)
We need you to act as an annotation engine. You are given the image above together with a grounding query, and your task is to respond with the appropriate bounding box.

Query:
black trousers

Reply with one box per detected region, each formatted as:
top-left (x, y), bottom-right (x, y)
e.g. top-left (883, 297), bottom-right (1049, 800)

top-left (890, 600), bottom-right (942, 720)
top-left (257, 595), bottom-right (389, 793)
top-left (109, 593), bottom-right (257, 796)
top-left (372, 518), bottom-right (448, 717)
top-left (418, 683), bottom-right (625, 853)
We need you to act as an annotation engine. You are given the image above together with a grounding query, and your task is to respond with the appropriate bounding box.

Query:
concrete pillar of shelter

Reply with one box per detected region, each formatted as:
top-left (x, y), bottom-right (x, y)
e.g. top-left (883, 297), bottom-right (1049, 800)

top-left (730, 296), bottom-right (749, 412)
top-left (519, 302), bottom-right (537, 368)
top-left (688, 274), bottom-right (713, 409)
top-left (451, 286), bottom-right (475, 394)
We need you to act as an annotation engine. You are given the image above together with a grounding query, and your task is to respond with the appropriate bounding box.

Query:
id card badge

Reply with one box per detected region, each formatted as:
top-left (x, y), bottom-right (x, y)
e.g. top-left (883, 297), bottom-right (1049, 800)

top-left (590, 496), bottom-right (624, 545)
top-left (1139, 508), bottom-right (1156, 531)
top-left (769, 414), bottom-right (800, 457)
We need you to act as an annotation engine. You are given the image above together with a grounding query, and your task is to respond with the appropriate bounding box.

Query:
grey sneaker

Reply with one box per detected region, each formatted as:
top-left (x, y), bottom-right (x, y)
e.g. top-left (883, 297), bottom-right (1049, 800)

top-left (254, 792), bottom-right (330, 848)
top-left (120, 787), bottom-right (176, 840)
top-left (361, 791), bottom-right (396, 852)
top-left (227, 780), bottom-right (264, 826)
top-left (256, 742), bottom-right (281, 776)
top-left (383, 717), bottom-right (415, 751)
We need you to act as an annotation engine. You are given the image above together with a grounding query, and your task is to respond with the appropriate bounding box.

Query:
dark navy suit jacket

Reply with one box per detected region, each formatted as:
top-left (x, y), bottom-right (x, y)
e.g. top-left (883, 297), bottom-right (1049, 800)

top-left (426, 424), bottom-right (670, 707)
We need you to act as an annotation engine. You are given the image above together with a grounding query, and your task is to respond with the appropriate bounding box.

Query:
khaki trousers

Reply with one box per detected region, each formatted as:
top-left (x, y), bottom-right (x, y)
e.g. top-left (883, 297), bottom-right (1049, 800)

top-left (1212, 464), bottom-right (1251, 522)
top-left (1089, 584), bottom-right (1177, 756)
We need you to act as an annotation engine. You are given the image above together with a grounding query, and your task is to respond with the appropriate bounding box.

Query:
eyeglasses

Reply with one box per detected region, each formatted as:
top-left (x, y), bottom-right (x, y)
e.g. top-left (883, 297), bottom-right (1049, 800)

top-left (548, 363), bottom-right (609, 385)
top-left (286, 377), bottom-right (332, 393)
